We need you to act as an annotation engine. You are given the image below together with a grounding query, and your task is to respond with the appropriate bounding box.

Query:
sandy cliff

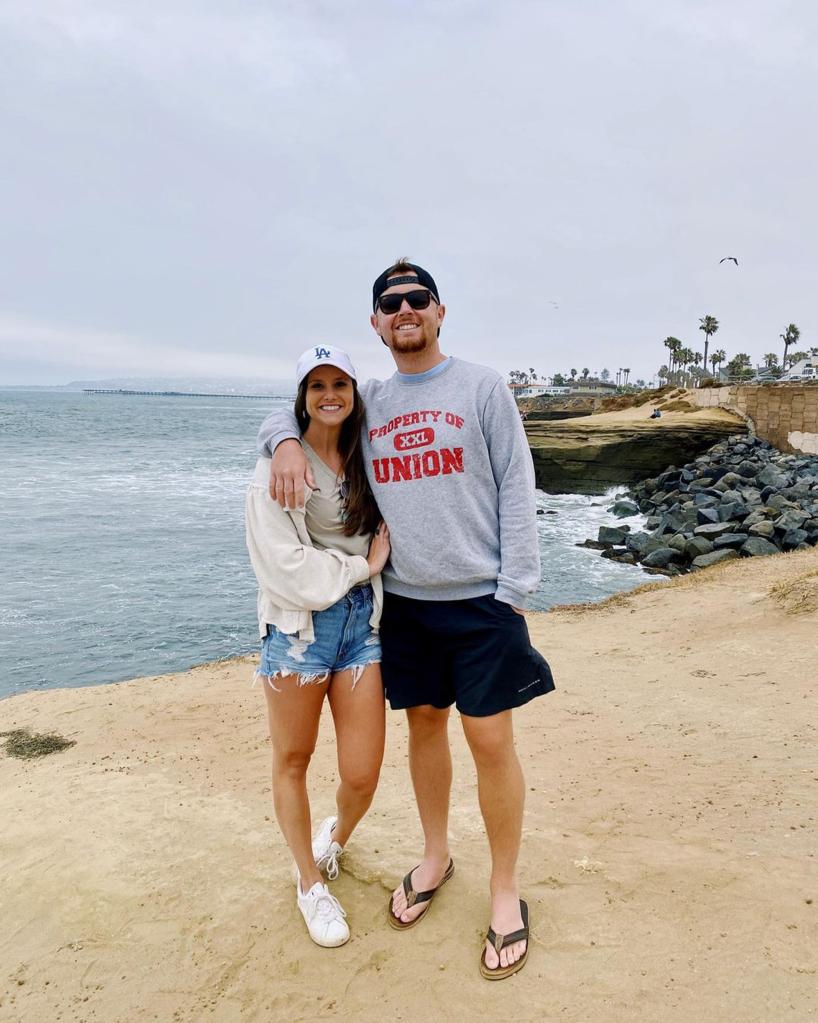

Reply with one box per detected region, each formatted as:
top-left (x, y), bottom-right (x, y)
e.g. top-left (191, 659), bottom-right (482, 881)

top-left (526, 400), bottom-right (747, 493)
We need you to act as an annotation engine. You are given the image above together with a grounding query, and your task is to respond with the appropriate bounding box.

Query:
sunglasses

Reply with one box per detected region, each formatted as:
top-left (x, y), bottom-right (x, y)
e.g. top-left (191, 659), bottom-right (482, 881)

top-left (376, 289), bottom-right (436, 315)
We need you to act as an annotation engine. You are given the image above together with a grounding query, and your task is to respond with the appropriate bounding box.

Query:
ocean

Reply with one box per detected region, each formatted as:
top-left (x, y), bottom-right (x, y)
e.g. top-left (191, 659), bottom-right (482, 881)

top-left (0, 391), bottom-right (652, 699)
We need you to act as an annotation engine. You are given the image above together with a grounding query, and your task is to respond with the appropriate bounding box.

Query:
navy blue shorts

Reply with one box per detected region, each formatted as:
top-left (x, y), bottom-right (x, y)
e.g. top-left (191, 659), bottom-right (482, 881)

top-left (379, 592), bottom-right (555, 718)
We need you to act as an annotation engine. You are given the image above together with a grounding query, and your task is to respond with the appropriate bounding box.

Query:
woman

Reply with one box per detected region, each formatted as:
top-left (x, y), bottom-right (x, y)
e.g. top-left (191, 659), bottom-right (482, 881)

top-left (245, 345), bottom-right (390, 948)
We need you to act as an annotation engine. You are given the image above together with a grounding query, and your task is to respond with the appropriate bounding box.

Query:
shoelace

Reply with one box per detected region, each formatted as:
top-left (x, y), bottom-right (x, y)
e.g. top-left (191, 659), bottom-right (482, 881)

top-left (314, 888), bottom-right (347, 923)
top-left (324, 846), bottom-right (341, 881)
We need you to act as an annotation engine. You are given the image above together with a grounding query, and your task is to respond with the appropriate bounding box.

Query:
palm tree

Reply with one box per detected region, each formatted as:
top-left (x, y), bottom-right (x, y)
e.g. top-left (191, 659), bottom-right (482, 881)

top-left (727, 353), bottom-right (753, 381)
top-left (623, 367), bottom-right (630, 386)
top-left (710, 349), bottom-right (726, 377)
top-left (529, 367), bottom-right (537, 381)
top-left (581, 367), bottom-right (590, 380)
top-left (763, 352), bottom-right (780, 371)
top-left (698, 315), bottom-right (719, 388)
top-left (658, 365), bottom-right (670, 385)
top-left (570, 368), bottom-right (577, 380)
top-left (663, 337), bottom-right (682, 379)
top-left (780, 324), bottom-right (800, 371)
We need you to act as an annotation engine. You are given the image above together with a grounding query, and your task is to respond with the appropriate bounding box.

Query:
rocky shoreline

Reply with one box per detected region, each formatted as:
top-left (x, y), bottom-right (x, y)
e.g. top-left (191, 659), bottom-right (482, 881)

top-left (579, 434), bottom-right (818, 575)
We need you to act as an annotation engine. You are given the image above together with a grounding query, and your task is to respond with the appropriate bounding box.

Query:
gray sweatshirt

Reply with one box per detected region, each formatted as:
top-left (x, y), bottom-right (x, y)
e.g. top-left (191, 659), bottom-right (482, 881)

top-left (258, 357), bottom-right (541, 608)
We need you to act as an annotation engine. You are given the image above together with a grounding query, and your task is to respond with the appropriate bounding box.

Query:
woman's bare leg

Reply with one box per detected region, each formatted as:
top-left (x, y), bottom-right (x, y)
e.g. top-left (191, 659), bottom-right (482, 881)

top-left (327, 663), bottom-right (385, 847)
top-left (263, 675), bottom-right (328, 890)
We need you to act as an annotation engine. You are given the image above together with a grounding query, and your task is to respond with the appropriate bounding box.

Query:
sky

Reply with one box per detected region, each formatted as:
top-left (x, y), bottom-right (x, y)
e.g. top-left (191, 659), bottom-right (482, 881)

top-left (1, 0), bottom-right (817, 387)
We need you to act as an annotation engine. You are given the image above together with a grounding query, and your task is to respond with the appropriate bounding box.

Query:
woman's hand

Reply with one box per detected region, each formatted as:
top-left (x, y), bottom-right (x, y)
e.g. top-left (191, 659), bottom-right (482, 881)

top-left (366, 522), bottom-right (391, 576)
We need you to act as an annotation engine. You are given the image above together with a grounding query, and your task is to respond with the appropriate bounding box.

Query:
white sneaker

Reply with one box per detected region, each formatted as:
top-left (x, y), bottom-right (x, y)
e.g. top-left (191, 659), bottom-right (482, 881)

top-left (312, 815), bottom-right (344, 880)
top-left (296, 877), bottom-right (349, 947)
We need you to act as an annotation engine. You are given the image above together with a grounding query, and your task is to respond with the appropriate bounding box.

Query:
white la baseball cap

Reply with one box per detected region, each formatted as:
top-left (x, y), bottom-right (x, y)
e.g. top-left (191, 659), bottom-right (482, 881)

top-left (295, 345), bottom-right (358, 388)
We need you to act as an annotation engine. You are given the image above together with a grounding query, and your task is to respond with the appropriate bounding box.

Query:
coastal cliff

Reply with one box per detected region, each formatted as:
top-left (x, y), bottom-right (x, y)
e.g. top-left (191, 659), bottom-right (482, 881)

top-left (526, 401), bottom-right (746, 494)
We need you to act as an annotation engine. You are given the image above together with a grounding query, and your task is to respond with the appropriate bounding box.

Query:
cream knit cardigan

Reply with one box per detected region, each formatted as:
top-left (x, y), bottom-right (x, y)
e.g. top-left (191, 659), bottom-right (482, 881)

top-left (245, 456), bottom-right (382, 642)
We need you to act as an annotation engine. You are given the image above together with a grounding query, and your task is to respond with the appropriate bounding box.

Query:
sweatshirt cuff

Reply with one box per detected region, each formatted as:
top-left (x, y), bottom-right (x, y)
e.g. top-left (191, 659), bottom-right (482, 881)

top-left (258, 426), bottom-right (300, 457)
top-left (350, 556), bottom-right (371, 586)
top-left (494, 584), bottom-right (530, 610)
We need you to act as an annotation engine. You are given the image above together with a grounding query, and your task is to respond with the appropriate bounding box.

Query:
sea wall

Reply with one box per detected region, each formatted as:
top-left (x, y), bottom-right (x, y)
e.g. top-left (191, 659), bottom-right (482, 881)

top-left (691, 384), bottom-right (818, 455)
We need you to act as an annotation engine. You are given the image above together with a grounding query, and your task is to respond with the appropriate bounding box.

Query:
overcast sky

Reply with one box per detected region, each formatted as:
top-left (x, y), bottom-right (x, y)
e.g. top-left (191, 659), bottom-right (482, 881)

top-left (1, 0), bottom-right (816, 387)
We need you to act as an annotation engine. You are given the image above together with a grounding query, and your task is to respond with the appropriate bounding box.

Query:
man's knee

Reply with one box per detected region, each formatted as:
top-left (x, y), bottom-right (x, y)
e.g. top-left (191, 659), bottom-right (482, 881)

top-left (407, 704), bottom-right (450, 736)
top-left (462, 713), bottom-right (515, 764)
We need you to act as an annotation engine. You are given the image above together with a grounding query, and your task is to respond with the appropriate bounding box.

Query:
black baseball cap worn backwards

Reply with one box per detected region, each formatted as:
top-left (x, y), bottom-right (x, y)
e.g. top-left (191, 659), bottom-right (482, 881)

top-left (372, 262), bottom-right (440, 312)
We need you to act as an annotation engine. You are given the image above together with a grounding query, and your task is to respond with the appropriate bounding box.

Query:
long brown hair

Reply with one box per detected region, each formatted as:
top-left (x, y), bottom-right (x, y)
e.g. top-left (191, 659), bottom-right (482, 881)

top-left (294, 377), bottom-right (381, 537)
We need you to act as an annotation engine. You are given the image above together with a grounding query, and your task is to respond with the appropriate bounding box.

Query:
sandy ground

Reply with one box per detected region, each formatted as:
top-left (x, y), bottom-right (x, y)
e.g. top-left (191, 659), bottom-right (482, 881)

top-left (1, 549), bottom-right (816, 1023)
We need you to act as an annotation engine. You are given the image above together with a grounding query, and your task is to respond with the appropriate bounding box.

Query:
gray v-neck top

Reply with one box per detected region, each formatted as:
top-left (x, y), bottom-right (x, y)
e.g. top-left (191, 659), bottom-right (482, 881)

top-left (302, 440), bottom-right (370, 558)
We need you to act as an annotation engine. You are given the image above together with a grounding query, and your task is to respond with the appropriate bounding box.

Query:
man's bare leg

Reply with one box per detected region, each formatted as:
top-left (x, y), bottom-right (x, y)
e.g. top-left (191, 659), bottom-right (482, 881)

top-left (461, 709), bottom-right (527, 970)
top-left (391, 704), bottom-right (453, 923)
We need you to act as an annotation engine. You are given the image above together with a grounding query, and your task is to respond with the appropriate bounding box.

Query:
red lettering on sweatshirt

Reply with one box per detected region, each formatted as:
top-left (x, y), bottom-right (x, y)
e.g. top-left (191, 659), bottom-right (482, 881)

top-left (368, 409), bottom-right (462, 442)
top-left (371, 447), bottom-right (464, 484)
top-left (394, 428), bottom-right (435, 451)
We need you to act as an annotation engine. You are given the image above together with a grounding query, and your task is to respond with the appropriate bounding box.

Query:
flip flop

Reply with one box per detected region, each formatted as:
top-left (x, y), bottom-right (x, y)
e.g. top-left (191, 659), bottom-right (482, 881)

top-left (387, 859), bottom-right (455, 930)
top-left (479, 899), bottom-right (529, 980)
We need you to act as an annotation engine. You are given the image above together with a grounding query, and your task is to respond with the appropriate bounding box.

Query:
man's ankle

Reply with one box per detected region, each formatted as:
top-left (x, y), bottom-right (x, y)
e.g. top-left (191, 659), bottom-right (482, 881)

top-left (421, 848), bottom-right (451, 868)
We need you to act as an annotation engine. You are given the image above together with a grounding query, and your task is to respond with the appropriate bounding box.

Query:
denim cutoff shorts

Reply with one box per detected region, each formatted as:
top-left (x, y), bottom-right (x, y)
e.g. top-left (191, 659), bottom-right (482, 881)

top-left (259, 584), bottom-right (381, 687)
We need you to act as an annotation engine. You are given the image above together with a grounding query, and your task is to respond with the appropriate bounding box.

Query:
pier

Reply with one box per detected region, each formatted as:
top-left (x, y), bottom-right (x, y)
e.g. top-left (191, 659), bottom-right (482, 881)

top-left (83, 389), bottom-right (291, 400)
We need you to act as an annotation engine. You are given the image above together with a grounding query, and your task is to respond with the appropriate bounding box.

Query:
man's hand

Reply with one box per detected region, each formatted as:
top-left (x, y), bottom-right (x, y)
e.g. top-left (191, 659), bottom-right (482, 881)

top-left (269, 439), bottom-right (316, 509)
top-left (511, 606), bottom-right (525, 616)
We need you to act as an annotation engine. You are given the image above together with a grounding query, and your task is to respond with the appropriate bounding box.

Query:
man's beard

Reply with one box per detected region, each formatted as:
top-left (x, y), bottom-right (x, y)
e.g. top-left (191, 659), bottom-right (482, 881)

top-left (388, 328), bottom-right (432, 353)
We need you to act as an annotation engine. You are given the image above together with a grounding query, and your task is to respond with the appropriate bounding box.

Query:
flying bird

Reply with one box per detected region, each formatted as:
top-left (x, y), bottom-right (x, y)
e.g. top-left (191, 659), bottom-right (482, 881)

top-left (719, 257), bottom-right (739, 265)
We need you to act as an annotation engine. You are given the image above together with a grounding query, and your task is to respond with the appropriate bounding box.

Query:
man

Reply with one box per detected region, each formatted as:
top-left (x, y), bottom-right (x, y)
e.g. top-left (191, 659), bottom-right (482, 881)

top-left (258, 259), bottom-right (554, 979)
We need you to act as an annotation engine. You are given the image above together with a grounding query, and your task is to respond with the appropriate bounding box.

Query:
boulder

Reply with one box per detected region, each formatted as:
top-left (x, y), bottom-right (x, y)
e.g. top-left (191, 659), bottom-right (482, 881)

top-left (642, 547), bottom-right (682, 568)
top-left (624, 531), bottom-right (651, 554)
top-left (782, 529), bottom-right (810, 551)
top-left (757, 465), bottom-right (790, 489)
top-left (741, 537), bottom-right (780, 557)
top-left (610, 498), bottom-right (640, 518)
top-left (712, 533), bottom-right (750, 550)
top-left (693, 522), bottom-right (736, 539)
top-left (747, 520), bottom-right (776, 539)
top-left (774, 510), bottom-right (809, 532)
top-left (685, 536), bottom-right (713, 559)
top-left (598, 525), bottom-right (630, 545)
top-left (696, 507), bottom-right (720, 526)
top-left (656, 511), bottom-right (687, 535)
top-left (740, 488), bottom-right (763, 506)
top-left (768, 494), bottom-right (799, 511)
top-left (668, 533), bottom-right (689, 553)
top-left (691, 549), bottom-right (740, 570)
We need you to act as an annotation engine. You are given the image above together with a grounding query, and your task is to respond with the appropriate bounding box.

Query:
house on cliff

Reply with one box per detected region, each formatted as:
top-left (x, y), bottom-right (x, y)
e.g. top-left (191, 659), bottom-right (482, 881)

top-left (784, 349), bottom-right (818, 382)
